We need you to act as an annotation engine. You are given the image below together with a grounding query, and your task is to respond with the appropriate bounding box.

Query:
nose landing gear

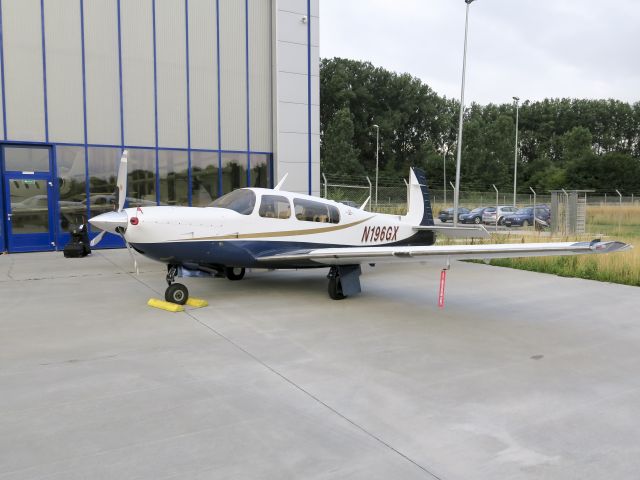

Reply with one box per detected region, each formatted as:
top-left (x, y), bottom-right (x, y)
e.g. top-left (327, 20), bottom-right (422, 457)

top-left (165, 265), bottom-right (189, 305)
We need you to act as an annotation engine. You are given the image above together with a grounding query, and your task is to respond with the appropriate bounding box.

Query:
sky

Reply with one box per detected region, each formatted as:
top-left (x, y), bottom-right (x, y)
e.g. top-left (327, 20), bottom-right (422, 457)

top-left (319, 0), bottom-right (640, 106)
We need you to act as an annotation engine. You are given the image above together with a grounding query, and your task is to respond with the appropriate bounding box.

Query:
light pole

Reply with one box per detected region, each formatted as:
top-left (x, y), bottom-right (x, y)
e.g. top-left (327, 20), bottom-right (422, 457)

top-left (373, 124), bottom-right (379, 208)
top-left (453, 0), bottom-right (476, 227)
top-left (442, 144), bottom-right (448, 204)
top-left (512, 96), bottom-right (520, 207)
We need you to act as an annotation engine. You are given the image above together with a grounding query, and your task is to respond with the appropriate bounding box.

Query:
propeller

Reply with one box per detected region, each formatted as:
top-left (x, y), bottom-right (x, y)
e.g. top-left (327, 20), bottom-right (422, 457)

top-left (88, 150), bottom-right (140, 274)
top-left (89, 150), bottom-right (128, 247)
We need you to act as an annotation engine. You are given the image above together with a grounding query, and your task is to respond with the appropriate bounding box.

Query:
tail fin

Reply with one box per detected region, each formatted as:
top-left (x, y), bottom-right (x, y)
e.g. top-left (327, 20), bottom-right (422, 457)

top-left (403, 167), bottom-right (434, 226)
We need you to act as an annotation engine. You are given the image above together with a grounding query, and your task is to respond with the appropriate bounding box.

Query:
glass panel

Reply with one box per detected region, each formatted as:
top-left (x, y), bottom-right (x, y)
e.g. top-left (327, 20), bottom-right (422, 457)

top-left (158, 150), bottom-right (189, 206)
top-left (210, 189), bottom-right (255, 215)
top-left (56, 146), bottom-right (88, 231)
top-left (87, 147), bottom-right (121, 231)
top-left (127, 149), bottom-right (157, 207)
top-left (9, 179), bottom-right (50, 233)
top-left (191, 151), bottom-right (218, 207)
top-left (221, 152), bottom-right (247, 194)
top-left (293, 198), bottom-right (336, 223)
top-left (250, 153), bottom-right (270, 188)
top-left (259, 194), bottom-right (290, 219)
top-left (3, 146), bottom-right (50, 172)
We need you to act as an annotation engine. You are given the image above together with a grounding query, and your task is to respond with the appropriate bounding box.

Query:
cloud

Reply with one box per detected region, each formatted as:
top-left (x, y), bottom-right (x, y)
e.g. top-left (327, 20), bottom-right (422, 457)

top-left (319, 0), bottom-right (640, 104)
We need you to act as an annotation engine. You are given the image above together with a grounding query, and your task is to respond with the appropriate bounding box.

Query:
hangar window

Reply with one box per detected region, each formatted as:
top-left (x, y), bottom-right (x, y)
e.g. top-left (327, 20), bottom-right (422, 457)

top-left (259, 195), bottom-right (291, 219)
top-left (293, 199), bottom-right (340, 224)
top-left (210, 189), bottom-right (256, 215)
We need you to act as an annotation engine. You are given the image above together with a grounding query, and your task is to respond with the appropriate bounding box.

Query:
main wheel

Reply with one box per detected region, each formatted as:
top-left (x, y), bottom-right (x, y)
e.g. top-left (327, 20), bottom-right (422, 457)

top-left (165, 283), bottom-right (188, 305)
top-left (225, 267), bottom-right (245, 281)
top-left (328, 277), bottom-right (346, 300)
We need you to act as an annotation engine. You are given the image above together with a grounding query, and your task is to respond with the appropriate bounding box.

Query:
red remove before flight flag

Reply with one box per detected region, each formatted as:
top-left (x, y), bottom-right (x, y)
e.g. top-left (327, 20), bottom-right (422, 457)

top-left (438, 269), bottom-right (447, 308)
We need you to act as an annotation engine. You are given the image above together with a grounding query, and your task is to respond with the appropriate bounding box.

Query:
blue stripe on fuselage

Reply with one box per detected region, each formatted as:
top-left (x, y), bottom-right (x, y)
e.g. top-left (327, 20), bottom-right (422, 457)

top-left (130, 231), bottom-right (436, 269)
top-left (130, 240), bottom-right (342, 269)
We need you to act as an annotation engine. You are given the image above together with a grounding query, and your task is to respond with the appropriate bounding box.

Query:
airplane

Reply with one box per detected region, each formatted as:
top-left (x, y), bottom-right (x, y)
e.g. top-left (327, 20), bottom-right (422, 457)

top-left (89, 151), bottom-right (631, 304)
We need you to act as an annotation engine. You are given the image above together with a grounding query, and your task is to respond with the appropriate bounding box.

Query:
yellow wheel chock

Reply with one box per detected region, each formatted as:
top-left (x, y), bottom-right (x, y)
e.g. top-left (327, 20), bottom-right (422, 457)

top-left (147, 297), bottom-right (208, 312)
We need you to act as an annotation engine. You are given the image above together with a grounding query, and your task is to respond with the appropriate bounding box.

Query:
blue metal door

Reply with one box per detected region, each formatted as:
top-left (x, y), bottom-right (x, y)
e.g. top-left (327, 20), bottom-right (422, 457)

top-left (3, 174), bottom-right (56, 252)
top-left (1, 146), bottom-right (55, 253)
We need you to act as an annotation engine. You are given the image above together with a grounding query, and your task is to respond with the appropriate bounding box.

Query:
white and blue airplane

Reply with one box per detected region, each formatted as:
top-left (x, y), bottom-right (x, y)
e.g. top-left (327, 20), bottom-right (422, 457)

top-left (89, 151), bottom-right (631, 304)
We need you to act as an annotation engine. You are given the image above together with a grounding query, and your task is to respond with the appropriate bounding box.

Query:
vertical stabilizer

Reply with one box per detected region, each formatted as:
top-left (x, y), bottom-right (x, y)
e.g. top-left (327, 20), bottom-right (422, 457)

top-left (403, 168), bottom-right (434, 226)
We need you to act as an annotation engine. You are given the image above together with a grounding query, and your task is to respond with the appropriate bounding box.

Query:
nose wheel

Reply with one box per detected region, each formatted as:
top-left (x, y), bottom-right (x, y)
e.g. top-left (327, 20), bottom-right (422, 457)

top-left (165, 265), bottom-right (189, 305)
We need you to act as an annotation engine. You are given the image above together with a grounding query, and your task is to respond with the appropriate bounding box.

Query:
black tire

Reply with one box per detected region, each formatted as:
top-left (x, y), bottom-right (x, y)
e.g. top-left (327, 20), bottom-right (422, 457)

top-left (328, 277), bottom-right (346, 300)
top-left (440, 219), bottom-right (447, 223)
top-left (498, 217), bottom-right (504, 226)
top-left (522, 219), bottom-right (530, 227)
top-left (474, 216), bottom-right (481, 224)
top-left (165, 283), bottom-right (188, 305)
top-left (225, 267), bottom-right (245, 281)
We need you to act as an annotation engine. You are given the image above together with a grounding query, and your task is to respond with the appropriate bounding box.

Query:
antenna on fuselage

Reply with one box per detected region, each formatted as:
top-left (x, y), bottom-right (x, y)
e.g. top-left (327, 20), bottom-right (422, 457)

top-left (274, 173), bottom-right (288, 191)
top-left (359, 196), bottom-right (371, 211)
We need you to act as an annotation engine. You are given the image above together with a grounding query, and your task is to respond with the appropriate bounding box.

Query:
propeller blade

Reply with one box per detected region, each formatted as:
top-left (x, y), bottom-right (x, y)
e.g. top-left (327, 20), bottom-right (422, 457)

top-left (90, 230), bottom-right (106, 247)
top-left (116, 150), bottom-right (128, 212)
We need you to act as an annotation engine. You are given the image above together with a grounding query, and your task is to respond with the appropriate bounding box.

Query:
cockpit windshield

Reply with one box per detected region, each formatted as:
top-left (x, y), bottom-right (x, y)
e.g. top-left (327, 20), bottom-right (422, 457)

top-left (209, 189), bottom-right (256, 215)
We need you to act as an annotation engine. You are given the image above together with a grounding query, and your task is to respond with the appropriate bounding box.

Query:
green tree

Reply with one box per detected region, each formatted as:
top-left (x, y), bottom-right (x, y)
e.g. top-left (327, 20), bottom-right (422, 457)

top-left (321, 107), bottom-right (364, 176)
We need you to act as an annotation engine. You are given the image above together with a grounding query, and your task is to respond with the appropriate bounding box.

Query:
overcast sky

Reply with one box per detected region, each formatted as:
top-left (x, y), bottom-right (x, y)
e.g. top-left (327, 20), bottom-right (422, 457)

top-left (319, 0), bottom-right (640, 105)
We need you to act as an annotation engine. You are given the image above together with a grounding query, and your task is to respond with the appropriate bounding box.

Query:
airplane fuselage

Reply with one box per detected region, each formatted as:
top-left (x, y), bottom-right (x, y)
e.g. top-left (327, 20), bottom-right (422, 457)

top-left (119, 188), bottom-right (435, 270)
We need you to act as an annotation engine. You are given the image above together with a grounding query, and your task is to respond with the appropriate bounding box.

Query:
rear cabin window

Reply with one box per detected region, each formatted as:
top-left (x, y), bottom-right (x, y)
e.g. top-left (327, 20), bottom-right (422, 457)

top-left (259, 195), bottom-right (291, 219)
top-left (293, 198), bottom-right (340, 224)
top-left (209, 189), bottom-right (256, 215)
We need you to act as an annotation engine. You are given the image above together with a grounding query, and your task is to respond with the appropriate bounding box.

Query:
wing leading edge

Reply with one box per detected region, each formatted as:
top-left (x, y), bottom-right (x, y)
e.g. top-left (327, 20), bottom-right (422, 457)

top-left (257, 240), bottom-right (631, 266)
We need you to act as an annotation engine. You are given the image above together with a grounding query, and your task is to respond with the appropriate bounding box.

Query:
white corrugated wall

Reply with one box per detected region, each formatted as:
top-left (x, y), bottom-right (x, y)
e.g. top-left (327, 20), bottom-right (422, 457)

top-left (1, 0), bottom-right (45, 141)
top-left (121, 0), bottom-right (155, 147)
top-left (83, 0), bottom-right (121, 146)
top-left (44, 0), bottom-right (84, 144)
top-left (218, 0), bottom-right (247, 152)
top-left (188, 0), bottom-right (218, 151)
top-left (248, 0), bottom-right (272, 153)
top-left (156, 0), bottom-right (188, 149)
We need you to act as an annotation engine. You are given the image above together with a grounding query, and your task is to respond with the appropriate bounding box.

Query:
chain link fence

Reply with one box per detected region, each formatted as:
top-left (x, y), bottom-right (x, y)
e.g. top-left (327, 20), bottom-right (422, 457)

top-left (322, 174), bottom-right (640, 213)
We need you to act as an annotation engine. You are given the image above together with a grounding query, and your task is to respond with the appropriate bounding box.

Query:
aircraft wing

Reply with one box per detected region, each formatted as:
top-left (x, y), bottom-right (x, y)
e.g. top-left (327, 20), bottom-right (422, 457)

top-left (257, 240), bottom-right (631, 266)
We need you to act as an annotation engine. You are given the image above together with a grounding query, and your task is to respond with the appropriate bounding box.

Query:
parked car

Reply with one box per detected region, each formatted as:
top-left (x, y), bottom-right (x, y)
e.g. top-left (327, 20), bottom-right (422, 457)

top-left (503, 207), bottom-right (551, 228)
top-left (339, 200), bottom-right (359, 208)
top-left (459, 206), bottom-right (491, 224)
top-left (482, 205), bottom-right (519, 225)
top-left (438, 207), bottom-right (470, 223)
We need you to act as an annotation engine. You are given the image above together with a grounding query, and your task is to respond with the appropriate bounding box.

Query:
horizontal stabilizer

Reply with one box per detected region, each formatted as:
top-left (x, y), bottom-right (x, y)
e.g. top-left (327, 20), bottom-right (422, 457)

top-left (413, 224), bottom-right (490, 239)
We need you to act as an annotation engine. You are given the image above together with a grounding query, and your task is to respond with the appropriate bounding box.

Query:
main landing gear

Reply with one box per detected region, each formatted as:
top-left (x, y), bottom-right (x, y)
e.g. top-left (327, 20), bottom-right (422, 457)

top-left (327, 265), bottom-right (362, 300)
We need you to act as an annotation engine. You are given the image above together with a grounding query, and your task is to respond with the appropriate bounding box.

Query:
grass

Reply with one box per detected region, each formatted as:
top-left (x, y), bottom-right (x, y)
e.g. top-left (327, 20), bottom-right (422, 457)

top-left (467, 205), bottom-right (639, 287)
top-left (372, 201), bottom-right (638, 286)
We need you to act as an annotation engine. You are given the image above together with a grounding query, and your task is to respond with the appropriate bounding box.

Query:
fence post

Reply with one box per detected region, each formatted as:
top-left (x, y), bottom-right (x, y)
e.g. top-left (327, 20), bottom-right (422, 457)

top-left (492, 184), bottom-right (499, 230)
top-left (529, 187), bottom-right (537, 229)
top-left (322, 173), bottom-right (328, 199)
top-left (366, 177), bottom-right (372, 211)
top-left (615, 189), bottom-right (622, 206)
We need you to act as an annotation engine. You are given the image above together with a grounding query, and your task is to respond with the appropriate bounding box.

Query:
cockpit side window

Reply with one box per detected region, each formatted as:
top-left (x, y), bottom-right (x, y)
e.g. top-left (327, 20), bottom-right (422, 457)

top-left (293, 198), bottom-right (340, 224)
top-left (209, 189), bottom-right (256, 215)
top-left (259, 195), bottom-right (291, 219)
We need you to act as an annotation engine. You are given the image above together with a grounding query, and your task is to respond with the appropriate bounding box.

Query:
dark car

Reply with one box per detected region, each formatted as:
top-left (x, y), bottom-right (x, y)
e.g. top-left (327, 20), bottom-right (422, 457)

top-left (438, 207), bottom-right (470, 223)
top-left (503, 207), bottom-right (551, 227)
top-left (459, 206), bottom-right (491, 224)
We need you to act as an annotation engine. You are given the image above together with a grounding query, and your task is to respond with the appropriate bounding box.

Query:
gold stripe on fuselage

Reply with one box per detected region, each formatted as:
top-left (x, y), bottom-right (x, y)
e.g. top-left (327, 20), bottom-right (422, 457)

top-left (172, 216), bottom-right (375, 242)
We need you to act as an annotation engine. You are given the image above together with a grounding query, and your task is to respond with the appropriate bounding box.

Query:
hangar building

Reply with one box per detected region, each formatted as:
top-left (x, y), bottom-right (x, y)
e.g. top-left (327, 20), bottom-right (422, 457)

top-left (0, 0), bottom-right (319, 252)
